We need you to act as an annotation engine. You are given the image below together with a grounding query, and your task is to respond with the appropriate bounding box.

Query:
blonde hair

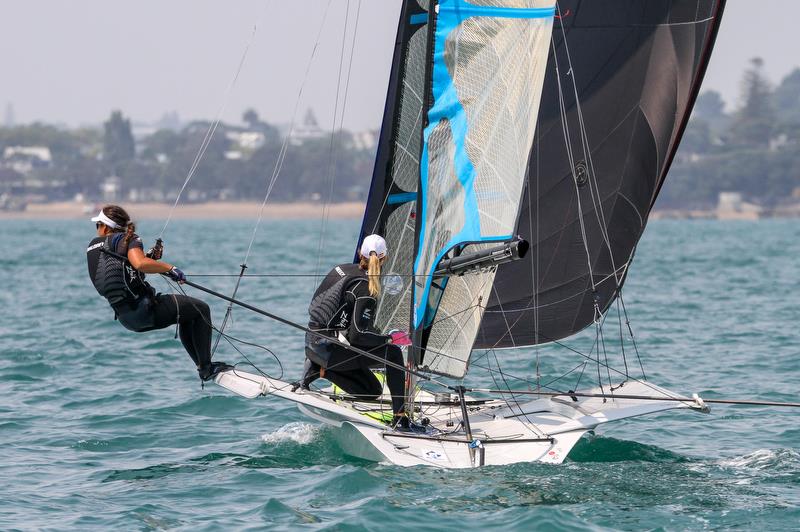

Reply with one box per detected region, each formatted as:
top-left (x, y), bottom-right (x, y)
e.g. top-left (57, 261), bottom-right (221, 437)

top-left (359, 253), bottom-right (382, 297)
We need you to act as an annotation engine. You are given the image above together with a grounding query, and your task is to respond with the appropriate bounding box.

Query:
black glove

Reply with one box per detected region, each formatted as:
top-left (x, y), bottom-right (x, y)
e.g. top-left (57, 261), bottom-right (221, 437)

top-left (166, 267), bottom-right (186, 283)
top-left (146, 238), bottom-right (164, 260)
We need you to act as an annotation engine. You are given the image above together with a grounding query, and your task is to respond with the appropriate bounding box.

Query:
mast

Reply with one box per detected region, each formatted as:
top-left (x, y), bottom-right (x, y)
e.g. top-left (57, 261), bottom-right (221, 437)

top-left (356, 1), bottom-right (433, 411)
top-left (357, 0), bottom-right (431, 341)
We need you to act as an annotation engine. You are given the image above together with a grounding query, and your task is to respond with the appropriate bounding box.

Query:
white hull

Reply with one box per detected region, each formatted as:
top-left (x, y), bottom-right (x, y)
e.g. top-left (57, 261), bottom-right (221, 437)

top-left (214, 369), bottom-right (706, 468)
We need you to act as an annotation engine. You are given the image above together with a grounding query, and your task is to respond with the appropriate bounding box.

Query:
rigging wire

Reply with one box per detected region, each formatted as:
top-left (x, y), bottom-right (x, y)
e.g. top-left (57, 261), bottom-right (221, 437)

top-left (314, 0), bottom-right (362, 285)
top-left (241, 0), bottom-right (335, 267)
top-left (553, 5), bottom-right (650, 387)
top-left (210, 1), bottom-right (336, 353)
top-left (468, 389), bottom-right (800, 409)
top-left (159, 0), bottom-right (271, 239)
top-left (551, 36), bottom-right (595, 292)
top-left (163, 278), bottom-right (284, 380)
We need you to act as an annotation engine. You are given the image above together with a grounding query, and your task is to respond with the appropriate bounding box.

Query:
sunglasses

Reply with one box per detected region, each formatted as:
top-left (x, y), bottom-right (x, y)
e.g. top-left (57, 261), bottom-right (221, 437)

top-left (96, 222), bottom-right (104, 229)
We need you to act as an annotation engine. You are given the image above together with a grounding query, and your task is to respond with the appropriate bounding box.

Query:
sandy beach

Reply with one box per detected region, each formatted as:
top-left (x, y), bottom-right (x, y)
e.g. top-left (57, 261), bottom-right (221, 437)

top-left (0, 201), bottom-right (366, 220)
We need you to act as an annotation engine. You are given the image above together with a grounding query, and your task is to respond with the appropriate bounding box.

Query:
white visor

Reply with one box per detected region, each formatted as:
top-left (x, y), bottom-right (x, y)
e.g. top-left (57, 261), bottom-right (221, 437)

top-left (360, 234), bottom-right (387, 258)
top-left (90, 210), bottom-right (121, 229)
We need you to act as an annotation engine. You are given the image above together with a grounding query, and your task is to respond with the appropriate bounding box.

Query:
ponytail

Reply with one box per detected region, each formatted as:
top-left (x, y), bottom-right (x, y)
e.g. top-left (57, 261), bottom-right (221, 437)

top-left (124, 221), bottom-right (136, 245)
top-left (359, 253), bottom-right (382, 297)
top-left (101, 204), bottom-right (135, 243)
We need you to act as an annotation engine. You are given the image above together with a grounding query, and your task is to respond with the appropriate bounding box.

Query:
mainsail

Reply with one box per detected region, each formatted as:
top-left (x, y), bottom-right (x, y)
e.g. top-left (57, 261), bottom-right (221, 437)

top-left (413, 0), bottom-right (556, 377)
top-left (476, 0), bottom-right (727, 349)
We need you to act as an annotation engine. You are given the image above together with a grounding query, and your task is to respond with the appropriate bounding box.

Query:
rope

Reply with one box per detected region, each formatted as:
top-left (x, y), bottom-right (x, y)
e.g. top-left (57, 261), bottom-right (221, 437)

top-left (314, 0), bottom-right (361, 285)
top-left (159, 1), bottom-right (270, 238)
top-left (241, 0), bottom-right (335, 266)
top-left (177, 276), bottom-right (453, 389)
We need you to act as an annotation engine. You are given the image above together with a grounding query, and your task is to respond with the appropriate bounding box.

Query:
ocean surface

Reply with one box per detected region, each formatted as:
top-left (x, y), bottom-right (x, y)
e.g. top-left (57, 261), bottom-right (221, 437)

top-left (1, 218), bottom-right (798, 530)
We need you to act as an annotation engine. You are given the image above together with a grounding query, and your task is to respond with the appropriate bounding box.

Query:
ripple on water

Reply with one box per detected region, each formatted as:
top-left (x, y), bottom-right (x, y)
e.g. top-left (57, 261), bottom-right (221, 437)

top-left (2, 219), bottom-right (799, 530)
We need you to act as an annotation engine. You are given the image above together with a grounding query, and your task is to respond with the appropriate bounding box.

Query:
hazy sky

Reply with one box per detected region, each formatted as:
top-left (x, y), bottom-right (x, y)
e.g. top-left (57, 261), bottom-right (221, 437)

top-left (1, 1), bottom-right (798, 131)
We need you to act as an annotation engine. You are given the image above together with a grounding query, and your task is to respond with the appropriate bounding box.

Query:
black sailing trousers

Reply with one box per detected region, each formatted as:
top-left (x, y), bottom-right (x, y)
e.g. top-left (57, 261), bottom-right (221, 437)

top-left (116, 294), bottom-right (212, 370)
top-left (304, 342), bottom-right (406, 415)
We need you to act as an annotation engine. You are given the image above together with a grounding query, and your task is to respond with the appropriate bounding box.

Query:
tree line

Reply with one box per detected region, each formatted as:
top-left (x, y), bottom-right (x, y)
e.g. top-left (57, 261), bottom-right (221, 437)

top-left (660, 58), bottom-right (800, 209)
top-left (1, 58), bottom-right (799, 208)
top-left (0, 109), bottom-right (376, 203)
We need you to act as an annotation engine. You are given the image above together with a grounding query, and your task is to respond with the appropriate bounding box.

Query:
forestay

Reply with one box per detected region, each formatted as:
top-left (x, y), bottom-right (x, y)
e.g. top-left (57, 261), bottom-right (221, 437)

top-left (413, 0), bottom-right (556, 377)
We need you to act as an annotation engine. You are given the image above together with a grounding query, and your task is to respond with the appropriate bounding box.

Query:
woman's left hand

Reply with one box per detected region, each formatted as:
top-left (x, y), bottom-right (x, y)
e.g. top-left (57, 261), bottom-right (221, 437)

top-left (166, 267), bottom-right (186, 284)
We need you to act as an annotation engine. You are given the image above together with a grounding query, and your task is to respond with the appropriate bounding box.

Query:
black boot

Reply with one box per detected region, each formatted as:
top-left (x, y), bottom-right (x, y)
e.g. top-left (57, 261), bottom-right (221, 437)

top-left (198, 361), bottom-right (234, 381)
top-left (301, 359), bottom-right (321, 389)
top-left (391, 413), bottom-right (427, 433)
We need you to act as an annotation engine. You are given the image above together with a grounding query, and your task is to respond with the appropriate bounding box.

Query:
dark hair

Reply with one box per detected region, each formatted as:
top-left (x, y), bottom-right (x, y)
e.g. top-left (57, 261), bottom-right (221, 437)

top-left (102, 204), bottom-right (136, 244)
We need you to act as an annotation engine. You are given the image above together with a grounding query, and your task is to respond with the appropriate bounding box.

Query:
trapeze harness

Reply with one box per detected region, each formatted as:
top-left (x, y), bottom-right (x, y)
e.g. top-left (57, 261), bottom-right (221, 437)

top-left (305, 263), bottom-right (387, 365)
top-left (86, 233), bottom-right (158, 331)
top-left (86, 234), bottom-right (215, 372)
top-left (304, 264), bottom-right (406, 415)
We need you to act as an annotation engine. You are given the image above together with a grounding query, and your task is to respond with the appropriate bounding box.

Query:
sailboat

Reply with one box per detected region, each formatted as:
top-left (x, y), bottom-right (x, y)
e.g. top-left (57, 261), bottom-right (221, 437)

top-left (210, 0), bottom-right (727, 467)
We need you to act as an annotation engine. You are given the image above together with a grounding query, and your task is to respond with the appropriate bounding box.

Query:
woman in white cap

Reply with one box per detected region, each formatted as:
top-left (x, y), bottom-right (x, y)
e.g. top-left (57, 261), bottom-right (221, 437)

top-left (301, 234), bottom-right (411, 427)
top-left (86, 204), bottom-right (231, 381)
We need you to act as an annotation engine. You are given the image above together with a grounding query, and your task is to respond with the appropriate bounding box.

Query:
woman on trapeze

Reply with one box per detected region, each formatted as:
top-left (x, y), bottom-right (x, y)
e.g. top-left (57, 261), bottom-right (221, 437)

top-left (301, 234), bottom-right (416, 429)
top-left (86, 204), bottom-right (231, 381)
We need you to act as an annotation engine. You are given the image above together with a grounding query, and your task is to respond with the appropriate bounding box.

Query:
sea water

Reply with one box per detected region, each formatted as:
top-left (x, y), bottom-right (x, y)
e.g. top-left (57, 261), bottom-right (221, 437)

top-left (1, 218), bottom-right (798, 530)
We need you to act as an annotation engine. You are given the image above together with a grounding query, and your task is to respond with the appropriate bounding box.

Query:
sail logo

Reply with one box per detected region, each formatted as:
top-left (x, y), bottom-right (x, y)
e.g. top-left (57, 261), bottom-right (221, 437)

top-left (423, 450), bottom-right (444, 461)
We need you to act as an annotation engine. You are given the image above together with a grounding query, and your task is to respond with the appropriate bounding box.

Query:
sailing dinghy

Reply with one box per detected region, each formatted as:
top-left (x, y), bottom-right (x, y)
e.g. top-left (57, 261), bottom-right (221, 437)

top-left (211, 0), bottom-right (727, 467)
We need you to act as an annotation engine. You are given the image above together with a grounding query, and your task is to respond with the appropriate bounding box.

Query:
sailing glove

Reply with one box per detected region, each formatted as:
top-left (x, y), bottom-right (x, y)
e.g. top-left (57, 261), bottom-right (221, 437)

top-left (146, 239), bottom-right (163, 260)
top-left (389, 330), bottom-right (412, 346)
top-left (166, 267), bottom-right (186, 283)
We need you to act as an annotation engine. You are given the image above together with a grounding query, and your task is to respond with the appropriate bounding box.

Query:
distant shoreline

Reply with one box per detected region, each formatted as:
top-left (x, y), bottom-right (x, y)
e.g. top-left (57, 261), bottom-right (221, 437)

top-left (0, 201), bottom-right (366, 220)
top-left (1, 201), bottom-right (798, 221)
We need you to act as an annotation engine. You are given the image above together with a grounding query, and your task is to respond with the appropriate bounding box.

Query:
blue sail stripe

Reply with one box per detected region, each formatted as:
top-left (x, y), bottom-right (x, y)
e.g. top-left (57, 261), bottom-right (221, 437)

top-left (438, 3), bottom-right (555, 19)
top-left (387, 192), bottom-right (417, 205)
top-left (409, 13), bottom-right (428, 25)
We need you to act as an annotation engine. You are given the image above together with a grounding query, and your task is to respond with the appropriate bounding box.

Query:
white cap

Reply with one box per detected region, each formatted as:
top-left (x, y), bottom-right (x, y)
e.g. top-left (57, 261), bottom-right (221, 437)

top-left (360, 234), bottom-right (387, 258)
top-left (90, 210), bottom-right (121, 229)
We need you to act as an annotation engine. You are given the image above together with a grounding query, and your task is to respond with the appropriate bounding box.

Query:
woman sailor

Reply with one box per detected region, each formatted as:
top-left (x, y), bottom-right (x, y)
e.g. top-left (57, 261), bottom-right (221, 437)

top-left (86, 204), bottom-right (231, 381)
top-left (301, 234), bottom-right (414, 428)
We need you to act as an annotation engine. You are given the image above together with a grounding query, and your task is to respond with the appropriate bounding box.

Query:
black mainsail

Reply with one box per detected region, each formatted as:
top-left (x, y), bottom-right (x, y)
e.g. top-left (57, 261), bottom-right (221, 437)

top-left (476, 0), bottom-right (727, 349)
